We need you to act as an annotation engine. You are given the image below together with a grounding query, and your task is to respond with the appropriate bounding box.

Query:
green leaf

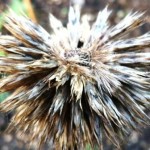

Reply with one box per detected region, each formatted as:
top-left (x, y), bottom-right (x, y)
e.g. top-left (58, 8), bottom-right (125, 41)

top-left (0, 0), bottom-right (27, 31)
top-left (0, 14), bottom-right (5, 30)
top-left (0, 51), bottom-right (6, 56)
top-left (0, 92), bottom-right (10, 102)
top-left (10, 0), bottom-right (26, 14)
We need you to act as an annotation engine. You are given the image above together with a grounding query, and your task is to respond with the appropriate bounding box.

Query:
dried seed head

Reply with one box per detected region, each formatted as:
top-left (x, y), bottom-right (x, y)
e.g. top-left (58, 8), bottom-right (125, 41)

top-left (0, 6), bottom-right (150, 149)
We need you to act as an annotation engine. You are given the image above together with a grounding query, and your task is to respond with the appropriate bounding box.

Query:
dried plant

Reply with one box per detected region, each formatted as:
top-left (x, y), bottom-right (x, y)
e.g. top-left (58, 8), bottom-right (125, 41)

top-left (0, 6), bottom-right (150, 149)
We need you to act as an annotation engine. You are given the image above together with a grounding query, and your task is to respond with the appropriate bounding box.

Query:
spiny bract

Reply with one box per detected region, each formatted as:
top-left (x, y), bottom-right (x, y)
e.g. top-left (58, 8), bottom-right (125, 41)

top-left (0, 6), bottom-right (150, 149)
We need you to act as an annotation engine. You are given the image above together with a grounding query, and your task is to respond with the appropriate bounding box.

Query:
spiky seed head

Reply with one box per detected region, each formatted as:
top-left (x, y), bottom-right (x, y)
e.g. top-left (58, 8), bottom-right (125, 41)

top-left (0, 6), bottom-right (150, 149)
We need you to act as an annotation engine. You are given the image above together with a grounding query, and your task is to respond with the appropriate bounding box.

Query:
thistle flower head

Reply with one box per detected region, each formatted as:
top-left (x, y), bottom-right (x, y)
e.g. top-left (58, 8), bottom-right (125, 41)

top-left (0, 6), bottom-right (150, 149)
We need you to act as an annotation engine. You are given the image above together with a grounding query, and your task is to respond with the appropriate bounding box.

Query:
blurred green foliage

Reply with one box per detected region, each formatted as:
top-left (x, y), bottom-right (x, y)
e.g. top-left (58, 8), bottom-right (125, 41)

top-left (0, 0), bottom-right (27, 31)
top-left (0, 92), bottom-right (10, 102)
top-left (10, 0), bottom-right (26, 13)
top-left (0, 14), bottom-right (4, 30)
top-left (85, 144), bottom-right (99, 150)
